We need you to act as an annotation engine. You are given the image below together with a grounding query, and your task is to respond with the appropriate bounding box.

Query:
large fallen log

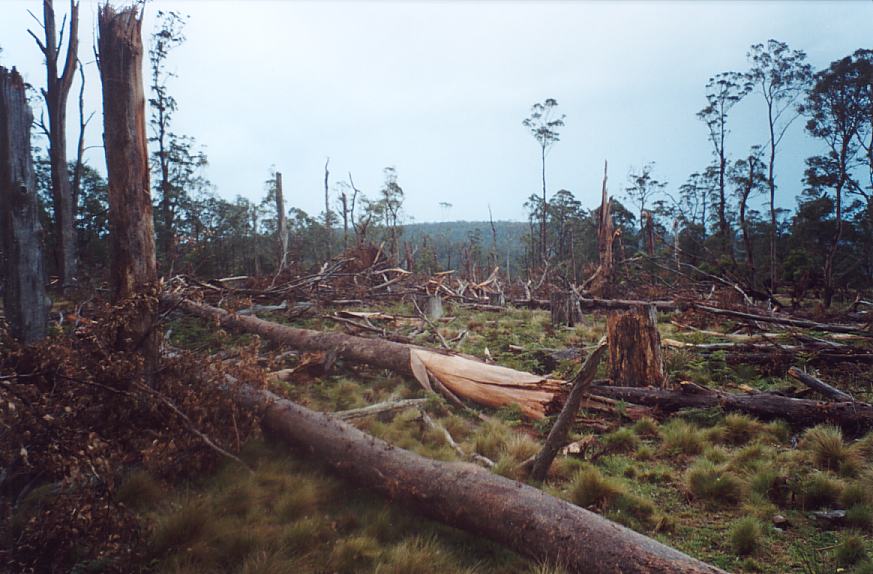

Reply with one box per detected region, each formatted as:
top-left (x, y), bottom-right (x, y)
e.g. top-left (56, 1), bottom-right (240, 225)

top-left (232, 382), bottom-right (725, 573)
top-left (590, 383), bottom-right (873, 430)
top-left (162, 293), bottom-right (564, 419)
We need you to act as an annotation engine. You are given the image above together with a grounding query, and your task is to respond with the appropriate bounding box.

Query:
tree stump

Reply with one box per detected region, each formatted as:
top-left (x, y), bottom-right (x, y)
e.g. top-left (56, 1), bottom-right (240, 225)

top-left (488, 291), bottom-right (505, 307)
top-left (607, 304), bottom-right (666, 388)
top-left (416, 294), bottom-right (443, 321)
top-left (550, 291), bottom-right (580, 327)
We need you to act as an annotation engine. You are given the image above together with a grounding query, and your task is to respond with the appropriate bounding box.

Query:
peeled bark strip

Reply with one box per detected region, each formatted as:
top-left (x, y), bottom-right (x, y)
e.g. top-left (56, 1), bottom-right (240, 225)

top-left (163, 293), bottom-right (563, 419)
top-left (0, 67), bottom-right (50, 343)
top-left (98, 6), bottom-right (159, 367)
top-left (234, 384), bottom-right (725, 574)
top-left (590, 384), bottom-right (873, 430)
top-left (607, 304), bottom-right (666, 388)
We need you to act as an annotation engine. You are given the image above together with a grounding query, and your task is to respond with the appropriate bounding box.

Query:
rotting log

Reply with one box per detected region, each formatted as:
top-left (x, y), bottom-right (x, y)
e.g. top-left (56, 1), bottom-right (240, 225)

top-left (162, 293), bottom-right (565, 419)
top-left (98, 5), bottom-right (159, 375)
top-left (0, 66), bottom-right (50, 343)
top-left (232, 383), bottom-right (726, 574)
top-left (787, 367), bottom-right (855, 403)
top-left (590, 383), bottom-right (873, 430)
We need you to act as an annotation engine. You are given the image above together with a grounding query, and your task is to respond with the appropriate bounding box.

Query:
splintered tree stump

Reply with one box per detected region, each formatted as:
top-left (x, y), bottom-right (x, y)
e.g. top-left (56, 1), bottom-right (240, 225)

top-left (550, 291), bottom-right (580, 327)
top-left (607, 304), bottom-right (666, 388)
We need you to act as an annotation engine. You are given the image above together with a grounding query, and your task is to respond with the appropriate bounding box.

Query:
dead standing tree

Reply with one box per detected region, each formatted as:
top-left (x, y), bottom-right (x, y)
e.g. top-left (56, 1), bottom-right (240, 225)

top-left (0, 67), bottom-right (51, 343)
top-left (593, 161), bottom-right (666, 388)
top-left (98, 5), bottom-right (159, 379)
top-left (28, 0), bottom-right (79, 292)
top-left (274, 171), bottom-right (288, 270)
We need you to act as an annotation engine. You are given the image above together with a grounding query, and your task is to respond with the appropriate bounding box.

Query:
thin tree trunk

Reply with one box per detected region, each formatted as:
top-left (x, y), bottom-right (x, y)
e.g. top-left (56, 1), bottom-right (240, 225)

top-left (541, 146), bottom-right (547, 263)
top-left (768, 106), bottom-right (778, 292)
top-left (275, 171), bottom-right (288, 270)
top-left (324, 157), bottom-right (331, 260)
top-left (32, 0), bottom-right (79, 293)
top-left (0, 67), bottom-right (50, 343)
top-left (98, 5), bottom-right (159, 378)
top-left (530, 343), bottom-right (607, 482)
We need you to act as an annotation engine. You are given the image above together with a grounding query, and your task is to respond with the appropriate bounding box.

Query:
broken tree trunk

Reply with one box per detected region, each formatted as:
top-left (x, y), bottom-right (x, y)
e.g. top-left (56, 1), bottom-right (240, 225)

top-left (550, 291), bottom-right (580, 327)
top-left (98, 6), bottom-right (159, 376)
top-left (232, 383), bottom-right (725, 573)
top-left (0, 67), bottom-right (50, 343)
top-left (163, 293), bottom-right (563, 419)
top-left (787, 367), bottom-right (854, 403)
top-left (530, 343), bottom-right (607, 482)
top-left (607, 304), bottom-right (666, 388)
top-left (589, 383), bottom-right (873, 430)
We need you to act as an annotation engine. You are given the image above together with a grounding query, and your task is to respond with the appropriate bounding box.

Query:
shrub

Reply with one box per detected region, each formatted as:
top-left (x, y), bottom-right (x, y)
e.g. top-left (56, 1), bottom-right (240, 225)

top-left (660, 420), bottom-right (705, 456)
top-left (729, 516), bottom-right (763, 556)
top-left (685, 460), bottom-right (745, 506)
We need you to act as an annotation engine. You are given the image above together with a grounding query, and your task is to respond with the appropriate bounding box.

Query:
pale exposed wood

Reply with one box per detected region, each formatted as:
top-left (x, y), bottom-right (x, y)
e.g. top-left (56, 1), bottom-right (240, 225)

top-left (334, 398), bottom-right (428, 421)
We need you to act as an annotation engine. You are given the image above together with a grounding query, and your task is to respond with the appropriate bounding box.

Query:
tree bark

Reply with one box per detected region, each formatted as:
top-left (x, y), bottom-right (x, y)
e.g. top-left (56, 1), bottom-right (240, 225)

top-left (0, 67), bottom-right (51, 343)
top-left (232, 383), bottom-right (725, 573)
top-left (591, 161), bottom-right (614, 299)
top-left (98, 6), bottom-right (159, 374)
top-left (32, 0), bottom-right (79, 293)
top-left (590, 384), bottom-right (873, 431)
top-left (607, 304), bottom-right (666, 388)
top-left (275, 171), bottom-right (288, 270)
top-left (550, 291), bottom-right (579, 327)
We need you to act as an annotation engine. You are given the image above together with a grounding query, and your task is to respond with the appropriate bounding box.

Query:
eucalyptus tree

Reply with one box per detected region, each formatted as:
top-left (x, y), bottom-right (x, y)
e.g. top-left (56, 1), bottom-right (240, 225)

top-left (523, 99), bottom-right (565, 262)
top-left (747, 40), bottom-right (812, 290)
top-left (698, 72), bottom-right (750, 260)
top-left (28, 0), bottom-right (79, 291)
top-left (729, 146), bottom-right (767, 285)
top-left (802, 53), bottom-right (870, 307)
top-left (625, 163), bottom-right (667, 250)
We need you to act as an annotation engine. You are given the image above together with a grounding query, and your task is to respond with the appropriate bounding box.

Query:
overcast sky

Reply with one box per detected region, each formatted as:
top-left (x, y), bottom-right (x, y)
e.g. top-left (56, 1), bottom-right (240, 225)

top-left (1, 1), bottom-right (871, 223)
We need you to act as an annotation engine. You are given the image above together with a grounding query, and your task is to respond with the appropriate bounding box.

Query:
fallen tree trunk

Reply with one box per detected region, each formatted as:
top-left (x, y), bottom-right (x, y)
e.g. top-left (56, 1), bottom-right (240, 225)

top-left (787, 367), bottom-right (855, 402)
top-left (233, 383), bottom-right (725, 573)
top-left (590, 383), bottom-right (873, 430)
top-left (162, 293), bottom-right (564, 419)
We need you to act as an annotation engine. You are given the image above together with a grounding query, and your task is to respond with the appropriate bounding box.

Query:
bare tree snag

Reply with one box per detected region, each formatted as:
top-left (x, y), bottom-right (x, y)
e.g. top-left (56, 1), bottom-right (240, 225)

top-left (550, 291), bottom-right (580, 327)
top-left (590, 384), bottom-right (873, 430)
top-left (98, 6), bottom-right (159, 374)
top-left (530, 343), bottom-right (607, 482)
top-left (162, 293), bottom-right (563, 419)
top-left (231, 383), bottom-right (725, 573)
top-left (607, 304), bottom-right (666, 388)
top-left (29, 0), bottom-right (79, 293)
top-left (787, 367), bottom-right (854, 403)
top-left (0, 67), bottom-right (50, 343)
top-left (274, 171), bottom-right (288, 270)
top-left (590, 161), bottom-right (613, 299)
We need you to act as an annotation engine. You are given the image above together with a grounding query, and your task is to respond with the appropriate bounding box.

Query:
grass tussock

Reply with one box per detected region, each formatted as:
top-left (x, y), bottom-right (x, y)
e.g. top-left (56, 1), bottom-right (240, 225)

top-left (685, 459), bottom-right (745, 506)
top-left (835, 534), bottom-right (869, 567)
top-left (797, 472), bottom-right (844, 509)
top-left (660, 420), bottom-right (706, 456)
top-left (631, 417), bottom-right (660, 438)
top-left (800, 425), bottom-right (860, 474)
top-left (116, 470), bottom-right (163, 511)
top-left (567, 466), bottom-right (658, 529)
top-left (602, 428), bottom-right (640, 454)
top-left (729, 517), bottom-right (764, 556)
